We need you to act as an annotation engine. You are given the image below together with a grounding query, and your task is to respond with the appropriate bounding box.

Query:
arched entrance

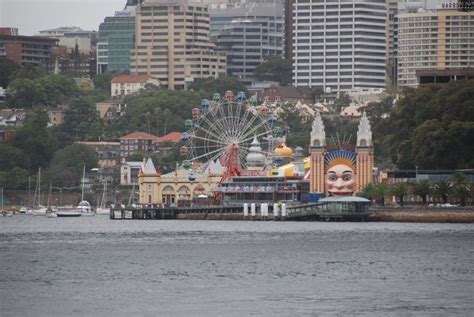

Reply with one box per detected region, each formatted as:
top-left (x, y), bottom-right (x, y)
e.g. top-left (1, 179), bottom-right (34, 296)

top-left (177, 185), bottom-right (191, 206)
top-left (162, 185), bottom-right (176, 206)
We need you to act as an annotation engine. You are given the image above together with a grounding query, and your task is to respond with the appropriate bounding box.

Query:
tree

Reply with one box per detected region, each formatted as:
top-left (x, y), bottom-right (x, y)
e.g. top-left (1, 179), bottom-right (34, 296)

top-left (374, 81), bottom-right (474, 169)
top-left (12, 64), bottom-right (47, 80)
top-left (451, 172), bottom-right (471, 206)
top-left (360, 183), bottom-right (376, 201)
top-left (189, 76), bottom-right (249, 97)
top-left (373, 183), bottom-right (388, 206)
top-left (46, 143), bottom-right (98, 187)
top-left (6, 78), bottom-right (46, 107)
top-left (93, 71), bottom-right (115, 96)
top-left (0, 143), bottom-right (29, 171)
top-left (11, 110), bottom-right (58, 172)
top-left (412, 179), bottom-right (432, 206)
top-left (431, 179), bottom-right (452, 204)
top-left (254, 56), bottom-right (292, 86)
top-left (332, 93), bottom-right (351, 113)
top-left (107, 89), bottom-right (202, 138)
top-left (0, 57), bottom-right (20, 88)
top-left (62, 97), bottom-right (102, 140)
top-left (389, 182), bottom-right (409, 206)
top-left (39, 74), bottom-right (78, 106)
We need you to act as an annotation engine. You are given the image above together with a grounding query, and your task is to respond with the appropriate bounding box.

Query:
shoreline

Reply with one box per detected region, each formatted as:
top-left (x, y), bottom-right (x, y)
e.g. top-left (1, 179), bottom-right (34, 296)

top-left (368, 210), bottom-right (474, 223)
top-left (175, 210), bottom-right (474, 223)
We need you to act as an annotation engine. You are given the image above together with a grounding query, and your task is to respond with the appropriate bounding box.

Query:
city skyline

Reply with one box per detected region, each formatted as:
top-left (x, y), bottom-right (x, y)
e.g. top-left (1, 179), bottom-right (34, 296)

top-left (1, 0), bottom-right (125, 35)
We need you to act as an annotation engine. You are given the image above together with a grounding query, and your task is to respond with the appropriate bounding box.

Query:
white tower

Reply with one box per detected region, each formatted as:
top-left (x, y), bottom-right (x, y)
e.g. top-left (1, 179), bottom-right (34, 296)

top-left (310, 111), bottom-right (326, 193)
top-left (356, 111), bottom-right (373, 147)
top-left (356, 111), bottom-right (374, 193)
top-left (310, 111), bottom-right (326, 148)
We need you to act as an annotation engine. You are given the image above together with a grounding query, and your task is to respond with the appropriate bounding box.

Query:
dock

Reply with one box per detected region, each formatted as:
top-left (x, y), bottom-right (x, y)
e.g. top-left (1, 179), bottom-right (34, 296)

top-left (109, 203), bottom-right (369, 221)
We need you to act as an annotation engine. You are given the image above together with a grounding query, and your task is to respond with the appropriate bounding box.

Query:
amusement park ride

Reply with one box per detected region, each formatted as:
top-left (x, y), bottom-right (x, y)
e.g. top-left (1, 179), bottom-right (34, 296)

top-left (179, 91), bottom-right (281, 194)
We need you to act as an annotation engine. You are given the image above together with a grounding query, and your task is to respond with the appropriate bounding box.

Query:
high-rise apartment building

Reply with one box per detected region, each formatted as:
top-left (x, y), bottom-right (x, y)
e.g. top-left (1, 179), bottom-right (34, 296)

top-left (292, 0), bottom-right (386, 92)
top-left (397, 0), bottom-right (474, 87)
top-left (210, 2), bottom-right (285, 85)
top-left (131, 0), bottom-right (226, 90)
top-left (0, 28), bottom-right (58, 67)
top-left (387, 0), bottom-right (402, 87)
top-left (97, 9), bottom-right (136, 74)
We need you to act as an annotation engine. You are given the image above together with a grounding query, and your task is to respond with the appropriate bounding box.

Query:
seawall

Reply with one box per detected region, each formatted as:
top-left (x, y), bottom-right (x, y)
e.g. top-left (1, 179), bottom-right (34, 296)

top-left (368, 210), bottom-right (474, 223)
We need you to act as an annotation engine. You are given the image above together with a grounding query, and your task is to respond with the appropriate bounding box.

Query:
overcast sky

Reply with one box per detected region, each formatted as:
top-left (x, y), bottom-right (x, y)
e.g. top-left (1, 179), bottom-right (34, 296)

top-left (0, 0), bottom-right (126, 35)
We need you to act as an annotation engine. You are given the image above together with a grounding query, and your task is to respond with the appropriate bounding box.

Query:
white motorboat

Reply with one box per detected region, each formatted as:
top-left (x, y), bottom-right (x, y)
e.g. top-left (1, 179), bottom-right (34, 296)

top-left (32, 206), bottom-right (47, 216)
top-left (57, 210), bottom-right (82, 217)
top-left (19, 207), bottom-right (28, 214)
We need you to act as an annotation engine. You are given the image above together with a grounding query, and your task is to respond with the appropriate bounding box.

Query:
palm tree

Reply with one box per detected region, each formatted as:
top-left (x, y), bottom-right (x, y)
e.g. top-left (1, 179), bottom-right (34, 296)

top-left (412, 179), bottom-right (431, 206)
top-left (373, 183), bottom-right (388, 206)
top-left (390, 182), bottom-right (409, 206)
top-left (451, 172), bottom-right (470, 206)
top-left (360, 183), bottom-right (376, 202)
top-left (431, 179), bottom-right (452, 204)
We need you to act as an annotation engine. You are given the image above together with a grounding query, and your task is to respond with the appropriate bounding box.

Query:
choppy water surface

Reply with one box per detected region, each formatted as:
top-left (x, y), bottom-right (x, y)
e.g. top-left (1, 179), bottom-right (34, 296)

top-left (0, 217), bottom-right (473, 316)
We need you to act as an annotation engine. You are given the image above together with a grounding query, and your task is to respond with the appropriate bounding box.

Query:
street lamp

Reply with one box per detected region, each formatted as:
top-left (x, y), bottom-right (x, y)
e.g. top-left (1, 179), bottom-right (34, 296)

top-left (415, 166), bottom-right (419, 180)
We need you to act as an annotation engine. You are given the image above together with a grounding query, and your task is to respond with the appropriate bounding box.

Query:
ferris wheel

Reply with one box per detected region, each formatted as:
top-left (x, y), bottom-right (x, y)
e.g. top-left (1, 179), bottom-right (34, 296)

top-left (180, 91), bottom-right (280, 170)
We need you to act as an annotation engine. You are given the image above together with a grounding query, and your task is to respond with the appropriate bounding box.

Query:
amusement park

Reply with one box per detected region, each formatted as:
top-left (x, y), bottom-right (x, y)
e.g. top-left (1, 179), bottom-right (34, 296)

top-left (135, 90), bottom-right (374, 220)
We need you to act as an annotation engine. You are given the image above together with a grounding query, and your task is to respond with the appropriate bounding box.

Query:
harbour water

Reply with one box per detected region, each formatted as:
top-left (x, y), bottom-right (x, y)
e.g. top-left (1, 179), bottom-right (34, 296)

top-left (1, 216), bottom-right (473, 316)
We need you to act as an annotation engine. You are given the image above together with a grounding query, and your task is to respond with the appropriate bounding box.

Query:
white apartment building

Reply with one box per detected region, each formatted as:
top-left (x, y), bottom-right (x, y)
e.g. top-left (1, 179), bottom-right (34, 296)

top-left (397, 0), bottom-right (474, 87)
top-left (292, 0), bottom-right (386, 92)
top-left (131, 0), bottom-right (226, 90)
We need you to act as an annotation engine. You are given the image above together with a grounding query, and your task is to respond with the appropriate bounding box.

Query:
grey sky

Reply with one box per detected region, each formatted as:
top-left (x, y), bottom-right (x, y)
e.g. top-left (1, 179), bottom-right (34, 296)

top-left (0, 0), bottom-right (126, 35)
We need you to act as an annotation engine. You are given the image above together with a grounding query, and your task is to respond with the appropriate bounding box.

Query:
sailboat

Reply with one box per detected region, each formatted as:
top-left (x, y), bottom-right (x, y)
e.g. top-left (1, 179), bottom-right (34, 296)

top-left (77, 166), bottom-right (94, 216)
top-left (96, 179), bottom-right (109, 215)
top-left (46, 183), bottom-right (58, 218)
top-left (32, 168), bottom-right (47, 216)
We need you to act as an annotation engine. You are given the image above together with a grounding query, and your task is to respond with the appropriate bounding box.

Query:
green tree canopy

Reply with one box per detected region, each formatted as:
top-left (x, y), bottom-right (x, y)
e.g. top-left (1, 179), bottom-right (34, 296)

top-left (10, 110), bottom-right (59, 172)
top-left (431, 179), bottom-right (452, 204)
top-left (389, 182), bottom-right (409, 206)
top-left (0, 57), bottom-right (20, 88)
top-left (46, 143), bottom-right (98, 187)
top-left (375, 80), bottom-right (474, 169)
top-left (189, 76), bottom-right (249, 97)
top-left (6, 78), bottom-right (46, 108)
top-left (6, 74), bottom-right (78, 108)
top-left (107, 89), bottom-right (202, 138)
top-left (254, 56), bottom-right (292, 86)
top-left (412, 179), bottom-right (432, 205)
top-left (62, 97), bottom-right (102, 140)
top-left (93, 71), bottom-right (115, 96)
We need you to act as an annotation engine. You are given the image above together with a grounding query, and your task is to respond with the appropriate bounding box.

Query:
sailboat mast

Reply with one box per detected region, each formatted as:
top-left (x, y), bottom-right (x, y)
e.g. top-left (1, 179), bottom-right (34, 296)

top-left (47, 182), bottom-right (52, 207)
top-left (38, 167), bottom-right (41, 206)
top-left (1, 187), bottom-right (3, 212)
top-left (81, 165), bottom-right (85, 201)
top-left (28, 176), bottom-right (31, 207)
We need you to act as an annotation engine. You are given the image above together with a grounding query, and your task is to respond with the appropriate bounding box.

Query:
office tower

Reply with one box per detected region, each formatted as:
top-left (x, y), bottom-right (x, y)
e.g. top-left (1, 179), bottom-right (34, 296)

top-left (210, 1), bottom-right (285, 85)
top-left (131, 0), bottom-right (226, 90)
top-left (293, 0), bottom-right (387, 92)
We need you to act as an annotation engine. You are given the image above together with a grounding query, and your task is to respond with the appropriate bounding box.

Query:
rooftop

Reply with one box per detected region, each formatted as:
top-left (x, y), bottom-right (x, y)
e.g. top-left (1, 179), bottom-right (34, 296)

top-left (120, 131), bottom-right (157, 140)
top-left (155, 132), bottom-right (181, 143)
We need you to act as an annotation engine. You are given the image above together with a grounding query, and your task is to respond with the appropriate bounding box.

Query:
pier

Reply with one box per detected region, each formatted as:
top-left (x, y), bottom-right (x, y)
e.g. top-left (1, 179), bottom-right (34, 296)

top-left (110, 199), bottom-right (370, 221)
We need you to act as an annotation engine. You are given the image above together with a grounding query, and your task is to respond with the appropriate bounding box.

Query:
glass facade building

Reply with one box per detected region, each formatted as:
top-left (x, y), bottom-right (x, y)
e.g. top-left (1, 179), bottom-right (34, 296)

top-left (210, 2), bottom-right (285, 86)
top-left (97, 11), bottom-right (136, 74)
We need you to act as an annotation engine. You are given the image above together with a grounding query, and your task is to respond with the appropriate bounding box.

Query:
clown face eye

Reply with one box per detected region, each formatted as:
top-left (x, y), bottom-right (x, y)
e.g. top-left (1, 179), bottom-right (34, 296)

top-left (328, 176), bottom-right (337, 182)
top-left (343, 175), bottom-right (352, 181)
